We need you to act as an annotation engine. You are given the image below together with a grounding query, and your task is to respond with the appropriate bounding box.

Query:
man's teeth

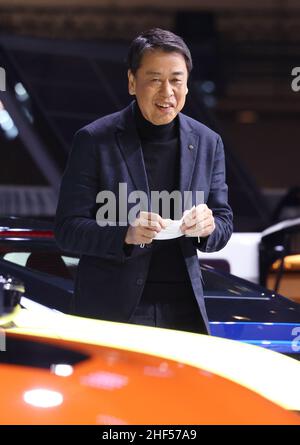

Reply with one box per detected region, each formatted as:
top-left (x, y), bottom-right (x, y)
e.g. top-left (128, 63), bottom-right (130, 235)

top-left (157, 104), bottom-right (171, 108)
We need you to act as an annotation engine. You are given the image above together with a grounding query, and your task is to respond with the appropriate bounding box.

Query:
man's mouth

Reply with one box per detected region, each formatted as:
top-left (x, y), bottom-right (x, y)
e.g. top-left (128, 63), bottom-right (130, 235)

top-left (156, 103), bottom-right (174, 110)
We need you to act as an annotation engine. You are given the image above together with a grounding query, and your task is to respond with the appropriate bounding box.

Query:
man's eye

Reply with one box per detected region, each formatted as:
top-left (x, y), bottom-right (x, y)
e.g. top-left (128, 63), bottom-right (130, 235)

top-left (172, 79), bottom-right (182, 84)
top-left (151, 79), bottom-right (160, 82)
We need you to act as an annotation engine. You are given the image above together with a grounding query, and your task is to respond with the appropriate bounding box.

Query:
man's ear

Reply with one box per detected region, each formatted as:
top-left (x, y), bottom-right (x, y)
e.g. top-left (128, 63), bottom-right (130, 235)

top-left (128, 70), bottom-right (136, 96)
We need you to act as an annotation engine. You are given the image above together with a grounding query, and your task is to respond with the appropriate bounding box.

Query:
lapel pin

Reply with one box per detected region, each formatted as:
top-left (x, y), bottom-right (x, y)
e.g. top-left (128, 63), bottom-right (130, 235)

top-left (188, 144), bottom-right (194, 150)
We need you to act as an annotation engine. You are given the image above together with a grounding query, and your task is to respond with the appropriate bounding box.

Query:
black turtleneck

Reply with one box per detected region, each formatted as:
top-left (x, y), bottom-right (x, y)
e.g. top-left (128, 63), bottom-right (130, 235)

top-left (135, 102), bottom-right (179, 208)
top-left (134, 102), bottom-right (191, 287)
top-left (135, 102), bottom-right (177, 142)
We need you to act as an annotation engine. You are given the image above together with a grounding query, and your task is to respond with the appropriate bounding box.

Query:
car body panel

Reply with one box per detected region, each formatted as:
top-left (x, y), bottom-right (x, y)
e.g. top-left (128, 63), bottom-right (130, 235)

top-left (2, 303), bottom-right (300, 412)
top-left (2, 330), bottom-right (300, 425)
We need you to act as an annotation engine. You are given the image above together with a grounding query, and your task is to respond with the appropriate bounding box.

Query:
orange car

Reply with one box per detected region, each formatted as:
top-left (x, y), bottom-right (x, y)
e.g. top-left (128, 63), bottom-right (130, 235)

top-left (0, 276), bottom-right (300, 425)
top-left (1, 330), bottom-right (300, 425)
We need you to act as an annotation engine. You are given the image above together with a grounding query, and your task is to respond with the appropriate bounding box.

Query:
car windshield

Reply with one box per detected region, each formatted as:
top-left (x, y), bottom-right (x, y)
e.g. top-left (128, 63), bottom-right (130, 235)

top-left (1, 249), bottom-right (78, 281)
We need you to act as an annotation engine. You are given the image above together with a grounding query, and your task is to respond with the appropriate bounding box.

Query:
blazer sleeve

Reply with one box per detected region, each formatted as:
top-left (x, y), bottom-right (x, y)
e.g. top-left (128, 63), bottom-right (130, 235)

top-left (54, 129), bottom-right (129, 263)
top-left (193, 136), bottom-right (233, 252)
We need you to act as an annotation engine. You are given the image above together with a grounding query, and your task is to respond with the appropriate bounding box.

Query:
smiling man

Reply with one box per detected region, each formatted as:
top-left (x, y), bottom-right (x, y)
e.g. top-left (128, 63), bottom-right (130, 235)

top-left (55, 28), bottom-right (233, 334)
top-left (127, 50), bottom-right (188, 125)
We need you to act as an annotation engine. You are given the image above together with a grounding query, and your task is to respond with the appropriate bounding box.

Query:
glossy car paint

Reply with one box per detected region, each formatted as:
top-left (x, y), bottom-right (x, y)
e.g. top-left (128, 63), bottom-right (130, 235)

top-left (1, 311), bottom-right (300, 424)
top-left (2, 303), bottom-right (300, 413)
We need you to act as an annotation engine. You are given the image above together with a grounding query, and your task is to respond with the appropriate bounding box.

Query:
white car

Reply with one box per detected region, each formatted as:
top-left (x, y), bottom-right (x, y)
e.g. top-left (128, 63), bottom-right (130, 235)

top-left (198, 217), bottom-right (300, 285)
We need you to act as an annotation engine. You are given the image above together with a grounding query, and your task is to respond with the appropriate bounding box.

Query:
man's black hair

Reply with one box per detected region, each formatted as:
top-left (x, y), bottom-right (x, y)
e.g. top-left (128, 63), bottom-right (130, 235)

top-left (127, 28), bottom-right (193, 75)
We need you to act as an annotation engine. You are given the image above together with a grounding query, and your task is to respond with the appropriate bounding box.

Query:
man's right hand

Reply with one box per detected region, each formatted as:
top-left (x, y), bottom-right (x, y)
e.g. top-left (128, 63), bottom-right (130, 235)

top-left (125, 212), bottom-right (167, 245)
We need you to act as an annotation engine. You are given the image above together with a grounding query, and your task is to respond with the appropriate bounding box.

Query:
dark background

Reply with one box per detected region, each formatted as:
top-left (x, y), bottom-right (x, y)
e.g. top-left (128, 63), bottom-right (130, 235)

top-left (0, 0), bottom-right (299, 227)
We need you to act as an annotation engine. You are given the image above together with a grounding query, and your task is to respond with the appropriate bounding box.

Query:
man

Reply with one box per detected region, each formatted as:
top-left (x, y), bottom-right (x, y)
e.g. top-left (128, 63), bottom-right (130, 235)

top-left (55, 28), bottom-right (233, 334)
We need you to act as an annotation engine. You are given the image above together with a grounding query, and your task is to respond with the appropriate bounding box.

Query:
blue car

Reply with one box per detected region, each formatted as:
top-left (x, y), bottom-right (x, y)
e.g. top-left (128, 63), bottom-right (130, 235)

top-left (0, 217), bottom-right (300, 358)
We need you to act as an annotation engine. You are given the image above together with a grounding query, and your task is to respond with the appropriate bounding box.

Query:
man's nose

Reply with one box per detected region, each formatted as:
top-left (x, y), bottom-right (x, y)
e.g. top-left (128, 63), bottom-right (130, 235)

top-left (160, 81), bottom-right (174, 97)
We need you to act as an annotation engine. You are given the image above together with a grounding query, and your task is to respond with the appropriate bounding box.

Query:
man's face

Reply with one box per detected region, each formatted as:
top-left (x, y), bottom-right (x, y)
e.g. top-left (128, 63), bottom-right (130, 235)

top-left (128, 50), bottom-right (189, 125)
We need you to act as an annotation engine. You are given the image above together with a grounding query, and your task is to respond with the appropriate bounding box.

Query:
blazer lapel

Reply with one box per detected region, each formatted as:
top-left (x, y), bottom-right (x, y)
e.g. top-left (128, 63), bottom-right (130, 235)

top-left (116, 102), bottom-right (150, 200)
top-left (178, 113), bottom-right (199, 199)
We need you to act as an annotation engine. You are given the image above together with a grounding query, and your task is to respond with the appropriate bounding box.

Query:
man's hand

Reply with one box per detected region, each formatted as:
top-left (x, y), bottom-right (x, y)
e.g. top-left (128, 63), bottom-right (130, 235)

top-left (180, 204), bottom-right (215, 238)
top-left (125, 212), bottom-right (167, 245)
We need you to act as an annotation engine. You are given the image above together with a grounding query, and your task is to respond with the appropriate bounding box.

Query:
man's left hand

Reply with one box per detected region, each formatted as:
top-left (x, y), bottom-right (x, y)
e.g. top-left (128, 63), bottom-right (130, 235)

top-left (180, 204), bottom-right (215, 238)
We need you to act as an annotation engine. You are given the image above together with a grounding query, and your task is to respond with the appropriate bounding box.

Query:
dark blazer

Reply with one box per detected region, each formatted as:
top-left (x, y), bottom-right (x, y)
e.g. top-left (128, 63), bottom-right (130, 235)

top-left (55, 101), bottom-right (233, 333)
